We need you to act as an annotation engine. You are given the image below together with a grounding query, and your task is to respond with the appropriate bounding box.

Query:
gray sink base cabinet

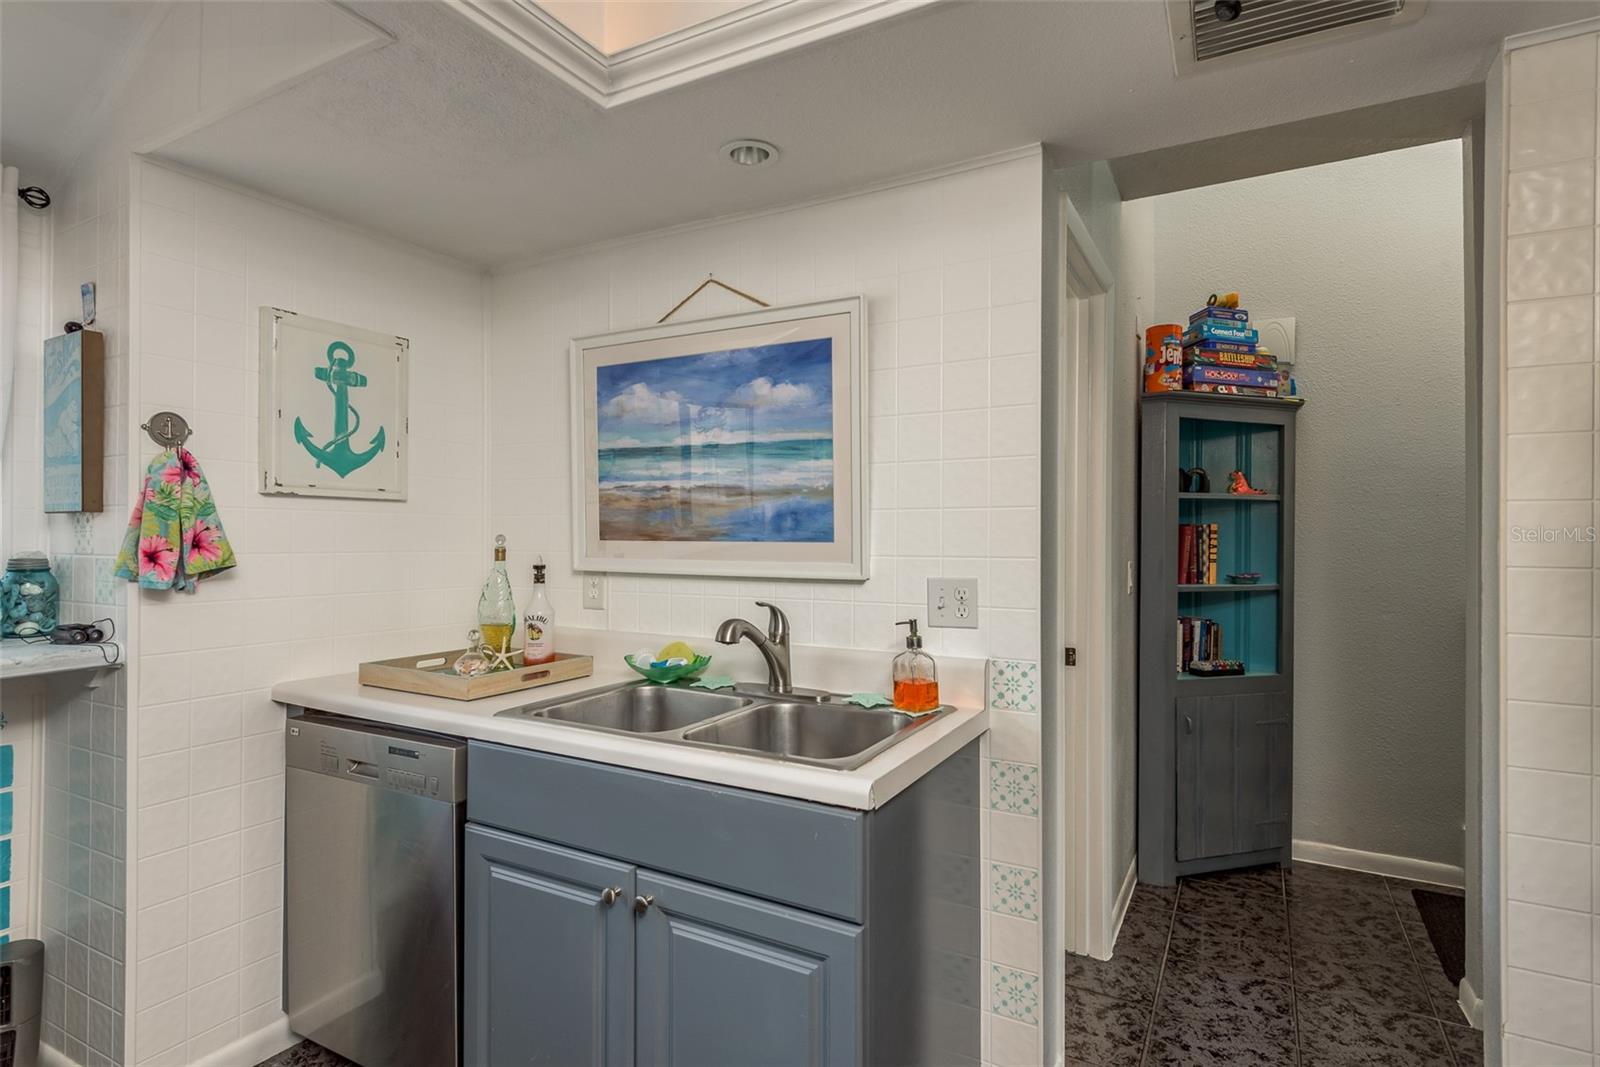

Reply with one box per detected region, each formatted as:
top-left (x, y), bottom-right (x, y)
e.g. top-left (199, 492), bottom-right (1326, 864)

top-left (464, 740), bottom-right (982, 1067)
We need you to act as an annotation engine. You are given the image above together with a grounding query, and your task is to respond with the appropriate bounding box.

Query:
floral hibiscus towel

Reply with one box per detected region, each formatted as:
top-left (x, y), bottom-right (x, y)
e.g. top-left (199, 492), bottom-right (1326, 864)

top-left (114, 447), bottom-right (236, 591)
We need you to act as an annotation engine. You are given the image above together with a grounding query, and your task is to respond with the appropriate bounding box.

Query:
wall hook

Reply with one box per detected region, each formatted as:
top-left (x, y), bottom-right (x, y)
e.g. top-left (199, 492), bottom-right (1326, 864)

top-left (140, 411), bottom-right (192, 450)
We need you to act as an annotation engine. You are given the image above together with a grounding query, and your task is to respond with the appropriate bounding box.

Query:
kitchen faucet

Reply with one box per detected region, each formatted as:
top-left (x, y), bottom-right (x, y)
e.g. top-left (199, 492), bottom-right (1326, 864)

top-left (715, 602), bottom-right (792, 694)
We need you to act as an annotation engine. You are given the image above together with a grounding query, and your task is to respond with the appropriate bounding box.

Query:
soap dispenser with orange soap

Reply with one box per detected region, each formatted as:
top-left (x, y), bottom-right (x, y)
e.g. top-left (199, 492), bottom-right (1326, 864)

top-left (892, 619), bottom-right (940, 713)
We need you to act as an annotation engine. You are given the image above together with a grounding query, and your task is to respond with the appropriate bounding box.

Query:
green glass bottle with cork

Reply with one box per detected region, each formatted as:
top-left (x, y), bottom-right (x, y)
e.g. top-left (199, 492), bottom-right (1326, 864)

top-left (477, 534), bottom-right (516, 659)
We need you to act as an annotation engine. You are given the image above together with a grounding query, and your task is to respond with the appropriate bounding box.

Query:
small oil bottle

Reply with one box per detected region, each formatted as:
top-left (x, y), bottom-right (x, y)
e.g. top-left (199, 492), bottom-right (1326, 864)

top-left (892, 619), bottom-right (939, 713)
top-left (477, 535), bottom-right (516, 656)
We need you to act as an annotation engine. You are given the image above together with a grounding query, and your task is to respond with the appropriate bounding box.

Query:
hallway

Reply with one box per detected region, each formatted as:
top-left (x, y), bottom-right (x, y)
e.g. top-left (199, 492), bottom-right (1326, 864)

top-left (1064, 863), bottom-right (1481, 1066)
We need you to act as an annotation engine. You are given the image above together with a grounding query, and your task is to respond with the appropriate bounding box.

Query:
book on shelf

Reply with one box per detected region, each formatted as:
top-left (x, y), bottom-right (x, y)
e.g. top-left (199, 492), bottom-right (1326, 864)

top-left (1176, 615), bottom-right (1225, 670)
top-left (1177, 522), bottom-right (1219, 584)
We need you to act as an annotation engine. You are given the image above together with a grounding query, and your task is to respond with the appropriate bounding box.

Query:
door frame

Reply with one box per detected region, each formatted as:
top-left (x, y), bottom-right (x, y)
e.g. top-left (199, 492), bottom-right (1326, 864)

top-left (1042, 185), bottom-right (1119, 1063)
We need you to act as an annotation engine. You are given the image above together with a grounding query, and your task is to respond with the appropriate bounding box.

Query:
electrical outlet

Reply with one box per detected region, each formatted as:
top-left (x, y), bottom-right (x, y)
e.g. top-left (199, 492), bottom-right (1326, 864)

top-left (927, 578), bottom-right (979, 628)
top-left (583, 573), bottom-right (606, 610)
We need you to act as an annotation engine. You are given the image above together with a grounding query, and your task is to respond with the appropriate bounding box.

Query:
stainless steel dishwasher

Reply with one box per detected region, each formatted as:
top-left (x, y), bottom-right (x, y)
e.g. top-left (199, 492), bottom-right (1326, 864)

top-left (284, 712), bottom-right (465, 1067)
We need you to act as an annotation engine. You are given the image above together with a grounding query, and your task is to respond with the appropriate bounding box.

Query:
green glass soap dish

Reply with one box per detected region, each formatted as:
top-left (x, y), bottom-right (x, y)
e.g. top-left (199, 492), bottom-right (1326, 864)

top-left (625, 653), bottom-right (712, 684)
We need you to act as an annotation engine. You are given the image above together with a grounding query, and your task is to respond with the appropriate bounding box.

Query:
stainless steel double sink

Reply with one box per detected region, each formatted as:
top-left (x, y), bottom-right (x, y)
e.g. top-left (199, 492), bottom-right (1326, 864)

top-left (495, 682), bottom-right (950, 770)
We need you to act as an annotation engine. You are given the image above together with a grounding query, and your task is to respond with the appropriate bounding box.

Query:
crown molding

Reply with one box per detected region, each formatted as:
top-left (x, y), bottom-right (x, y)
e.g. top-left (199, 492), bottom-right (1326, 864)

top-left (450, 0), bottom-right (939, 108)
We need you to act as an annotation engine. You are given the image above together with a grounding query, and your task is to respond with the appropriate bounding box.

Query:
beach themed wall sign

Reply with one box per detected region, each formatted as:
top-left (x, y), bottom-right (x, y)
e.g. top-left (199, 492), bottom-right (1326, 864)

top-left (571, 296), bottom-right (868, 580)
top-left (258, 307), bottom-right (408, 500)
top-left (42, 329), bottom-right (105, 513)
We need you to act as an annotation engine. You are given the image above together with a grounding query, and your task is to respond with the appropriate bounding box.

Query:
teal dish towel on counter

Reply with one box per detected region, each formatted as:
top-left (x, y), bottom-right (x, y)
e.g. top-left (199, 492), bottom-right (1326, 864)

top-left (114, 447), bottom-right (237, 592)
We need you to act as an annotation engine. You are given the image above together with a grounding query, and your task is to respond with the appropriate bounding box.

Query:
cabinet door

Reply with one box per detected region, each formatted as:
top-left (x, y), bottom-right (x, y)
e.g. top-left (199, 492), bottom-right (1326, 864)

top-left (635, 870), bottom-right (862, 1067)
top-left (1174, 692), bottom-right (1291, 862)
top-left (464, 825), bottom-right (634, 1067)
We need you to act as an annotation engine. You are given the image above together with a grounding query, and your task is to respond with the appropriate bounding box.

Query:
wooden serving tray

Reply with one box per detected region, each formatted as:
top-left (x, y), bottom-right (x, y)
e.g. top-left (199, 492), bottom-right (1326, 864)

top-left (359, 649), bottom-right (594, 701)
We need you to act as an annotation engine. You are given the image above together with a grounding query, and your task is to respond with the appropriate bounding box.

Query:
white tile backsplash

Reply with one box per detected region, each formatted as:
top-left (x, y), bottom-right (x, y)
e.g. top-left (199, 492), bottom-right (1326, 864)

top-left (127, 159), bottom-right (487, 1063)
top-left (1503, 36), bottom-right (1600, 1061)
top-left (485, 154), bottom-right (1041, 1067)
top-left (1510, 92), bottom-right (1598, 171)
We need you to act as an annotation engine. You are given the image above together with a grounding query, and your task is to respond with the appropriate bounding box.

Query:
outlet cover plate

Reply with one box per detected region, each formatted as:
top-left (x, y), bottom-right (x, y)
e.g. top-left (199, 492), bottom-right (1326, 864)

top-left (583, 573), bottom-right (606, 610)
top-left (927, 577), bottom-right (979, 628)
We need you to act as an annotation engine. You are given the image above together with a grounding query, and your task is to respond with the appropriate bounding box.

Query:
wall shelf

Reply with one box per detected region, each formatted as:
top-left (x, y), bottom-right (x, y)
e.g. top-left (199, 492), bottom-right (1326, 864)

top-left (1177, 583), bottom-right (1280, 593)
top-left (0, 641), bottom-right (122, 682)
top-left (1178, 492), bottom-right (1281, 502)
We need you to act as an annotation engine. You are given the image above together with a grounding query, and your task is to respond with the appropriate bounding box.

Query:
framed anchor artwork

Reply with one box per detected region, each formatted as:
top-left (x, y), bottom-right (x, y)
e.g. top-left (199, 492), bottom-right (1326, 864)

top-left (258, 307), bottom-right (409, 500)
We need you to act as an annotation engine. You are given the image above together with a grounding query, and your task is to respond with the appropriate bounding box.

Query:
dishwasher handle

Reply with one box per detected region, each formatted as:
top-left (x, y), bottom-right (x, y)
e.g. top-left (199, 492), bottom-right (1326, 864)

top-left (286, 710), bottom-right (466, 803)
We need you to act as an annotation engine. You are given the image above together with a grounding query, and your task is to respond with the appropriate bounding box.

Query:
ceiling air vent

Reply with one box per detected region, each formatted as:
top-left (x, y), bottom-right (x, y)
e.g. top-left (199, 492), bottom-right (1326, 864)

top-left (1168, 0), bottom-right (1426, 75)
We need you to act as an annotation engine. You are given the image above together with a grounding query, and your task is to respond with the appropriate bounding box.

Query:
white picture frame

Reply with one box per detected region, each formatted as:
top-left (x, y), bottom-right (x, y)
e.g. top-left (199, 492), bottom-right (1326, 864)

top-left (258, 307), bottom-right (409, 500)
top-left (570, 296), bottom-right (868, 581)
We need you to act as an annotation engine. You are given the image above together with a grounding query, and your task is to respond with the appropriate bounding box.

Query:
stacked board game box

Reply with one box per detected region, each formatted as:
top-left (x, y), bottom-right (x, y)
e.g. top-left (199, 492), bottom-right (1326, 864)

top-left (1182, 302), bottom-right (1279, 397)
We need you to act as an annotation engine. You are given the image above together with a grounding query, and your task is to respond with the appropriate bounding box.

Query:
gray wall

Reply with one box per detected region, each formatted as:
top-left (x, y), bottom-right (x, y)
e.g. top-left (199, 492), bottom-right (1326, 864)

top-left (1138, 141), bottom-right (1468, 868)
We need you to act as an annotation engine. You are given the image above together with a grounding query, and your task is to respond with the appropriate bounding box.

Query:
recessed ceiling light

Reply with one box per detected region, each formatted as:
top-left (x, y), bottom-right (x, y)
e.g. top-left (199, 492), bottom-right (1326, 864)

top-left (723, 139), bottom-right (779, 167)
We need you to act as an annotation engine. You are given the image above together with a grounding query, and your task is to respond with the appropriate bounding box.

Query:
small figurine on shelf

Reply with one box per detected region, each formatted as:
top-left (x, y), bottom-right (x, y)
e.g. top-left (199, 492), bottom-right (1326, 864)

top-left (1180, 467), bottom-right (1210, 493)
top-left (1227, 470), bottom-right (1267, 495)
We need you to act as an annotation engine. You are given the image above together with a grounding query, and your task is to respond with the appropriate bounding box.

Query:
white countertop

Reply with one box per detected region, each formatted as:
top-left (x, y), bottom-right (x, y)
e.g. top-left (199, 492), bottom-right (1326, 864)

top-left (0, 639), bottom-right (123, 681)
top-left (271, 664), bottom-right (989, 811)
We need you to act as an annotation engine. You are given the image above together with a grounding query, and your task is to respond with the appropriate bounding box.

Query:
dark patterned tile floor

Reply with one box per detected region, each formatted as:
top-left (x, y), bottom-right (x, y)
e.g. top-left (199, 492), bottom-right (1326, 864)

top-left (254, 1039), bottom-right (357, 1067)
top-left (1065, 863), bottom-right (1486, 1067)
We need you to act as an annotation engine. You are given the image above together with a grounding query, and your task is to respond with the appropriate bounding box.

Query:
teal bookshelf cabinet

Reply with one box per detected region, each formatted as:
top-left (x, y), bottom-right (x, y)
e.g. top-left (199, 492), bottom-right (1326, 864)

top-left (1138, 392), bottom-right (1298, 885)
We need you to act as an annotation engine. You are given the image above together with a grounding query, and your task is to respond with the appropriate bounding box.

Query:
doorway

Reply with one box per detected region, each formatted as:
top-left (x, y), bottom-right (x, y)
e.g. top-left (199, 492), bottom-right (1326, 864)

top-left (1045, 130), bottom-right (1482, 1065)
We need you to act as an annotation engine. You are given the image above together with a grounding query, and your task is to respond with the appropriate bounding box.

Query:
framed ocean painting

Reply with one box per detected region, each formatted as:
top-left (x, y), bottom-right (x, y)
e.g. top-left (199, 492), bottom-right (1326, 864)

top-left (570, 297), bottom-right (868, 581)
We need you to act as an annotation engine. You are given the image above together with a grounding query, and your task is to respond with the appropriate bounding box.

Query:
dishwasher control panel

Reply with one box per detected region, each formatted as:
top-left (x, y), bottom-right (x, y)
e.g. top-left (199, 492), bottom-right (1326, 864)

top-left (286, 711), bottom-right (465, 803)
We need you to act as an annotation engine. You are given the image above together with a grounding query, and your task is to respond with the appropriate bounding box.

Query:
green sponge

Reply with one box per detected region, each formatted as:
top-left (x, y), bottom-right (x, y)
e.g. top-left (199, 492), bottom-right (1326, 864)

top-left (844, 693), bottom-right (893, 708)
top-left (690, 675), bottom-right (735, 691)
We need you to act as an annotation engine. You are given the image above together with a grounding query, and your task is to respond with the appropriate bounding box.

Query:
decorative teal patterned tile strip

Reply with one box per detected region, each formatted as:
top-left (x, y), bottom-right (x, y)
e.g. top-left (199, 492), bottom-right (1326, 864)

top-left (990, 964), bottom-right (1040, 1024)
top-left (0, 791), bottom-right (13, 836)
top-left (989, 861), bottom-right (1040, 921)
top-left (0, 886), bottom-right (12, 930)
top-left (0, 839), bottom-right (11, 884)
top-left (987, 659), bottom-right (1040, 713)
top-left (0, 744), bottom-right (13, 789)
top-left (987, 760), bottom-right (1040, 817)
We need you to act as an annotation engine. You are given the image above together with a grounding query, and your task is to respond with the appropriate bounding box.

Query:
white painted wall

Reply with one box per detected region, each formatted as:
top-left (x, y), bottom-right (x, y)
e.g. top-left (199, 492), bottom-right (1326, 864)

top-left (0, 4), bottom-right (419, 1062)
top-left (488, 151), bottom-right (1047, 1065)
top-left (126, 159), bottom-right (487, 1066)
top-left (1131, 142), bottom-right (1469, 870)
top-left (489, 156), bottom-right (1043, 665)
top-left (1497, 25), bottom-right (1600, 1064)
top-left (39, 150), bottom-right (133, 1067)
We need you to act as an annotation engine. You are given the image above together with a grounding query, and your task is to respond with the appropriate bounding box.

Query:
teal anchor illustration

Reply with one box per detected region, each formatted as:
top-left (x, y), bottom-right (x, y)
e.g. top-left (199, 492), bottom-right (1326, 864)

top-left (294, 340), bottom-right (385, 477)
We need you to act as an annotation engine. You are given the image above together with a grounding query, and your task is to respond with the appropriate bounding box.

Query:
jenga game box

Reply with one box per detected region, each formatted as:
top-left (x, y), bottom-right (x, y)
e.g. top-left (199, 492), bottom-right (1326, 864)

top-left (1143, 323), bottom-right (1183, 393)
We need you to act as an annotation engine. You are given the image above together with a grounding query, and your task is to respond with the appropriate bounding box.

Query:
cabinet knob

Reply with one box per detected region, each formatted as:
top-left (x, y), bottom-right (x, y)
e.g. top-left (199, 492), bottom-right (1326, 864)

top-left (633, 894), bottom-right (655, 914)
top-left (600, 886), bottom-right (622, 906)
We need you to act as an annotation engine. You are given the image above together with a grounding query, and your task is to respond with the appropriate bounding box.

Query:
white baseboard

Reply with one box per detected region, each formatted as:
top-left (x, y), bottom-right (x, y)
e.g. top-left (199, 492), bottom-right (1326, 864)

top-left (1292, 839), bottom-right (1465, 888)
top-left (192, 1013), bottom-right (299, 1067)
top-left (1108, 855), bottom-right (1138, 952)
top-left (39, 1042), bottom-right (80, 1067)
top-left (1457, 976), bottom-right (1485, 1029)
